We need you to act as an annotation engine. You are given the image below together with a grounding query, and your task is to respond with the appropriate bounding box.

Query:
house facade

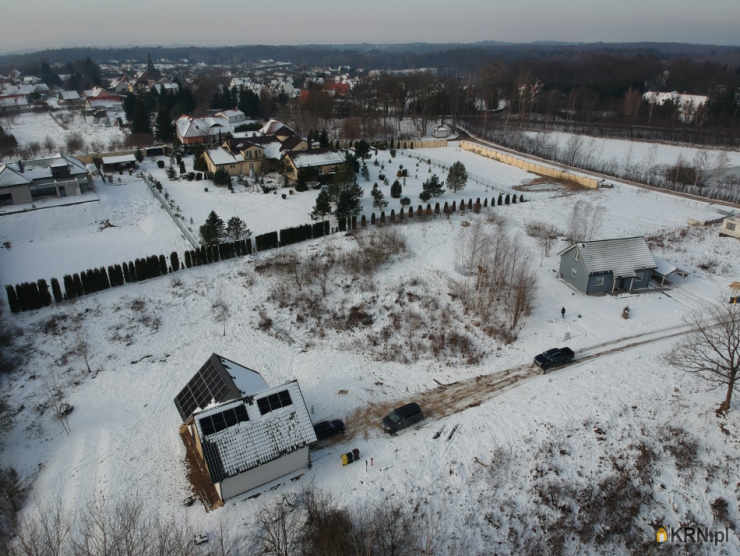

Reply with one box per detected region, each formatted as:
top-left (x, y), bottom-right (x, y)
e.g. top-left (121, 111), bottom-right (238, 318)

top-left (0, 154), bottom-right (91, 206)
top-left (174, 354), bottom-right (316, 502)
top-left (558, 237), bottom-right (657, 295)
top-left (204, 147), bottom-right (249, 176)
top-left (720, 216), bottom-right (740, 240)
top-left (284, 148), bottom-right (345, 181)
top-left (176, 115), bottom-right (232, 145)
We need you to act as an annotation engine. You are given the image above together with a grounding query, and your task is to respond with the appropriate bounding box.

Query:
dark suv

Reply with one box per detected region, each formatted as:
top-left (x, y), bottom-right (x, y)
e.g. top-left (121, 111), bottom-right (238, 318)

top-left (382, 403), bottom-right (424, 434)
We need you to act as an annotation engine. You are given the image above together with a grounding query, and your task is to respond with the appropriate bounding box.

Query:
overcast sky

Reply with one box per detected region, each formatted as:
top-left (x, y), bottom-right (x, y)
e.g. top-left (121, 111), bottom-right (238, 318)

top-left (2, 0), bottom-right (739, 53)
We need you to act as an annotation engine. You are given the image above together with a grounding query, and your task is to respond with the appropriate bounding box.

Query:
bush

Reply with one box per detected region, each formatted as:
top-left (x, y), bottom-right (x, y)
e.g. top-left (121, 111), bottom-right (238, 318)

top-left (157, 160), bottom-right (165, 169)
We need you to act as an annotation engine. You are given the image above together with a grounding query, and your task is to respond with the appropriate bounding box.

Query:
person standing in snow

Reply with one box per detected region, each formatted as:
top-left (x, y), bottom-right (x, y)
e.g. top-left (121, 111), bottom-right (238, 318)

top-left (561, 307), bottom-right (566, 319)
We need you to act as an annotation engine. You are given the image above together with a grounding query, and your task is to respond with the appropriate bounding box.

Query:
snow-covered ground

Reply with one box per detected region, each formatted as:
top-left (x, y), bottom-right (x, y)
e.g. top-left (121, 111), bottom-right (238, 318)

top-left (0, 178), bottom-right (193, 285)
top-left (2, 142), bottom-right (740, 553)
top-left (142, 145), bottom-right (536, 235)
top-left (1, 110), bottom-right (127, 150)
top-left (525, 130), bottom-right (740, 171)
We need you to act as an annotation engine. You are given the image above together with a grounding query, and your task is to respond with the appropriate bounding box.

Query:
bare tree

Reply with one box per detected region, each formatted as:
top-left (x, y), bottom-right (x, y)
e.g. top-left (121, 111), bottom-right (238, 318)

top-left (41, 370), bottom-right (71, 435)
top-left (251, 500), bottom-right (303, 556)
top-left (43, 135), bottom-right (57, 155)
top-left (212, 284), bottom-right (230, 337)
top-left (563, 134), bottom-right (584, 166)
top-left (10, 496), bottom-right (72, 556)
top-left (568, 199), bottom-right (604, 244)
top-left (69, 310), bottom-right (92, 373)
top-left (665, 301), bottom-right (740, 412)
top-left (692, 149), bottom-right (709, 186)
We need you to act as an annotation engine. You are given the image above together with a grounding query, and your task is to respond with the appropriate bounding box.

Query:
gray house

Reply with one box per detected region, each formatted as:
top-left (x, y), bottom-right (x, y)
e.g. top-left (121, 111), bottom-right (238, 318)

top-left (175, 354), bottom-right (317, 502)
top-left (0, 154), bottom-right (92, 206)
top-left (558, 237), bottom-right (657, 295)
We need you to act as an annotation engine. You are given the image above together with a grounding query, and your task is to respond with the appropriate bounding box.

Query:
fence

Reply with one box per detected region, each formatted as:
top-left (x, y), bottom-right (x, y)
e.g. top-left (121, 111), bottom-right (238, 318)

top-left (142, 175), bottom-right (200, 249)
top-left (399, 148), bottom-right (564, 201)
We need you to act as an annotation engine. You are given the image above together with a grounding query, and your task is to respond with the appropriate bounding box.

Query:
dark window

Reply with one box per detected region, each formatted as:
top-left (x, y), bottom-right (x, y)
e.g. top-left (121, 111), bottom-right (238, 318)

top-left (31, 186), bottom-right (57, 198)
top-left (257, 390), bottom-right (293, 415)
top-left (0, 193), bottom-right (13, 206)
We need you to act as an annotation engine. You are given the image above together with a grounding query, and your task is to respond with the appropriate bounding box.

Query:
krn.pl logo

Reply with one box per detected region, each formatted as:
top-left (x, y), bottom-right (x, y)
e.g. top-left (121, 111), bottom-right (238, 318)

top-left (656, 526), bottom-right (668, 543)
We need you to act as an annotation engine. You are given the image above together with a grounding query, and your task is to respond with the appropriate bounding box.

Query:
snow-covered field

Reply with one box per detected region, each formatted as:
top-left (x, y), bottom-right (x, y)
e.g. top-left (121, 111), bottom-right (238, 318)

top-left (0, 179), bottom-right (193, 285)
top-left (143, 145), bottom-right (536, 235)
top-left (525, 130), bottom-right (740, 170)
top-left (1, 110), bottom-right (127, 150)
top-left (2, 142), bottom-right (740, 554)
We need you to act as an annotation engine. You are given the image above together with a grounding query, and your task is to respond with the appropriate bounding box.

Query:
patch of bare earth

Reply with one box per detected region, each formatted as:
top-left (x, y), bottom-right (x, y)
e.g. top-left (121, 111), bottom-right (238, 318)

top-left (179, 425), bottom-right (223, 511)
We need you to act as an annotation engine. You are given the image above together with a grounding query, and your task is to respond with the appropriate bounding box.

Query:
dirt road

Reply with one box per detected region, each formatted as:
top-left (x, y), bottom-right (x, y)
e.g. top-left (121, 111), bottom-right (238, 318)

top-left (336, 324), bottom-right (693, 443)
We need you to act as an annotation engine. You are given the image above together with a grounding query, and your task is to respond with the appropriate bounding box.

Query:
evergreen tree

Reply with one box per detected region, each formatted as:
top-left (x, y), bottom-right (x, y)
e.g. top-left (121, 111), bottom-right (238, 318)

top-left (155, 106), bottom-right (175, 142)
top-left (200, 211), bottom-right (225, 245)
top-left (238, 88), bottom-right (260, 118)
top-left (319, 129), bottom-right (329, 148)
top-left (310, 186), bottom-right (333, 221)
top-left (498, 193), bottom-right (503, 206)
top-left (193, 144), bottom-right (208, 172)
top-left (354, 140), bottom-right (371, 159)
top-left (421, 174), bottom-right (445, 198)
top-left (147, 53), bottom-right (158, 79)
top-left (446, 161), bottom-right (468, 193)
top-left (419, 190), bottom-right (432, 202)
top-left (51, 278), bottom-right (63, 303)
top-left (167, 164), bottom-right (177, 180)
top-left (226, 216), bottom-right (251, 241)
top-left (390, 180), bottom-right (402, 198)
top-left (360, 161), bottom-right (370, 181)
top-left (131, 98), bottom-right (151, 135)
top-left (5, 285), bottom-right (19, 313)
top-left (371, 187), bottom-right (388, 210)
top-left (134, 147), bottom-right (144, 163)
top-left (213, 167), bottom-right (232, 186)
top-left (505, 194), bottom-right (510, 205)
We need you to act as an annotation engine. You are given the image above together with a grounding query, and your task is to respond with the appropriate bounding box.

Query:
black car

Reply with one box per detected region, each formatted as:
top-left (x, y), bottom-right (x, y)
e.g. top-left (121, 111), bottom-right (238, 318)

top-left (313, 420), bottom-right (345, 440)
top-left (382, 402), bottom-right (424, 434)
top-left (533, 347), bottom-right (575, 372)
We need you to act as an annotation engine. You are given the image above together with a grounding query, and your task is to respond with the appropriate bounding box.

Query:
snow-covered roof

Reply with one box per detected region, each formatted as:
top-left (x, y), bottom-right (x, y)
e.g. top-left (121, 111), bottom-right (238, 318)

top-left (194, 380), bottom-right (316, 484)
top-left (58, 90), bottom-right (80, 100)
top-left (205, 147), bottom-right (243, 166)
top-left (217, 355), bottom-right (270, 395)
top-left (0, 164), bottom-right (32, 187)
top-left (1, 84), bottom-right (33, 96)
top-left (176, 115), bottom-right (230, 139)
top-left (259, 119), bottom-right (295, 136)
top-left (87, 99), bottom-right (123, 107)
top-left (215, 109), bottom-right (244, 119)
top-left (174, 353), bottom-right (271, 422)
top-left (102, 154), bottom-right (136, 165)
top-left (0, 95), bottom-right (27, 108)
top-left (652, 255), bottom-right (688, 278)
top-left (559, 237), bottom-right (657, 278)
top-left (286, 148), bottom-right (345, 169)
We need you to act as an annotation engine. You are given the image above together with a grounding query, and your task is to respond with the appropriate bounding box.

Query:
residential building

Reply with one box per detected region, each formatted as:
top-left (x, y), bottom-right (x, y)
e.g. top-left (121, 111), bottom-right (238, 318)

top-left (175, 115), bottom-right (232, 145)
top-left (0, 154), bottom-right (91, 206)
top-left (174, 354), bottom-right (316, 502)
top-left (557, 237), bottom-right (657, 295)
top-left (284, 148), bottom-right (345, 181)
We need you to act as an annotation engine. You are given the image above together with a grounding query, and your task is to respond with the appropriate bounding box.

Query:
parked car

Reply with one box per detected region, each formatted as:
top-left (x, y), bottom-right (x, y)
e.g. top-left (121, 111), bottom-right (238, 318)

top-left (533, 347), bottom-right (575, 372)
top-left (382, 402), bottom-right (424, 434)
top-left (313, 420), bottom-right (345, 440)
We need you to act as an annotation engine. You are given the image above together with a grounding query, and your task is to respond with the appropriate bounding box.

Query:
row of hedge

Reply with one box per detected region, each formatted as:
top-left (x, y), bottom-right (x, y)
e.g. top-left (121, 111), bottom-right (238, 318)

top-left (4, 194), bottom-right (518, 312)
top-left (4, 221), bottom-right (336, 313)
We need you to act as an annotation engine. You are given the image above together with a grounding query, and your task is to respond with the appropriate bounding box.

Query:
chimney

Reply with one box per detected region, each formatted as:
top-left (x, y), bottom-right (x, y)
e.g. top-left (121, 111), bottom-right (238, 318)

top-left (17, 160), bottom-right (24, 173)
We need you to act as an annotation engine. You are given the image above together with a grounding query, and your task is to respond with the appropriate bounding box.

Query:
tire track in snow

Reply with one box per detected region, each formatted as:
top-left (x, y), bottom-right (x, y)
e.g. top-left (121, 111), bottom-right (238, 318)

top-left (340, 324), bottom-right (696, 443)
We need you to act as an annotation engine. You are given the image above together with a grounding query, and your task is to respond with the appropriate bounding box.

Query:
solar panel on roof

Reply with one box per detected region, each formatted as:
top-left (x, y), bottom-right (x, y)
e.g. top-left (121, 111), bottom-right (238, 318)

top-left (174, 357), bottom-right (236, 421)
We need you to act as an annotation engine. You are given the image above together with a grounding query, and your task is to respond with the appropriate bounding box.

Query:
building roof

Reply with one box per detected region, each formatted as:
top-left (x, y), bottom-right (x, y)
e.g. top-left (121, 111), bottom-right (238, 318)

top-left (215, 108), bottom-right (244, 119)
top-left (0, 95), bottom-right (28, 108)
top-left (286, 148), bottom-right (345, 169)
top-left (194, 380), bottom-right (317, 485)
top-left (175, 115), bottom-right (232, 140)
top-left (259, 119), bottom-right (295, 137)
top-left (0, 164), bottom-right (33, 188)
top-left (101, 154), bottom-right (137, 165)
top-left (58, 90), bottom-right (81, 100)
top-left (225, 138), bottom-right (265, 153)
top-left (652, 254), bottom-right (688, 278)
top-left (174, 353), bottom-right (270, 422)
top-left (205, 147), bottom-right (244, 166)
top-left (279, 136), bottom-right (305, 152)
top-left (558, 237), bottom-right (657, 278)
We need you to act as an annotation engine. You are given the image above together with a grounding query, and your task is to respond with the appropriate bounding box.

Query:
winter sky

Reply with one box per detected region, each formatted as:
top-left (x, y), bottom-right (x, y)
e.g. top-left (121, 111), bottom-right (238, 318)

top-left (1, 0), bottom-right (739, 52)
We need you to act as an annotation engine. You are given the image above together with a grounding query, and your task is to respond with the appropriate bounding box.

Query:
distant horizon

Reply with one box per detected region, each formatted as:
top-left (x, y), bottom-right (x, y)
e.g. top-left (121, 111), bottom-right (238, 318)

top-left (1, 39), bottom-right (738, 61)
top-left (2, 0), bottom-right (739, 57)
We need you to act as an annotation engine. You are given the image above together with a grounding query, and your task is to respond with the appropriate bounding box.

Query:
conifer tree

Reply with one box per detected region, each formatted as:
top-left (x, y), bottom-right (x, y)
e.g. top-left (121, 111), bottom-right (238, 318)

top-left (200, 211), bottom-right (225, 245)
top-left (5, 285), bottom-right (20, 313)
top-left (310, 186), bottom-right (332, 221)
top-left (371, 187), bottom-right (388, 210)
top-left (446, 161), bottom-right (468, 193)
top-left (360, 161), bottom-right (370, 181)
top-left (51, 277), bottom-right (63, 303)
top-left (226, 216), bottom-right (251, 242)
top-left (421, 174), bottom-right (445, 199)
top-left (498, 193), bottom-right (503, 206)
top-left (170, 252), bottom-right (180, 271)
top-left (505, 194), bottom-right (510, 205)
top-left (390, 179), bottom-right (402, 198)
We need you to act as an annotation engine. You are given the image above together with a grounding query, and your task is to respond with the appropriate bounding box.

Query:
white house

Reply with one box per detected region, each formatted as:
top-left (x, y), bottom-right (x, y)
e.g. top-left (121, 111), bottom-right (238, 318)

top-left (214, 108), bottom-right (247, 125)
top-left (642, 91), bottom-right (709, 121)
top-left (174, 354), bottom-right (316, 502)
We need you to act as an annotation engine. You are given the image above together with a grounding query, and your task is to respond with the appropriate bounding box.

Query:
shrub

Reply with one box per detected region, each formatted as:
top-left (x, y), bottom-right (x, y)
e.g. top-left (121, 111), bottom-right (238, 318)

top-left (157, 160), bottom-right (165, 169)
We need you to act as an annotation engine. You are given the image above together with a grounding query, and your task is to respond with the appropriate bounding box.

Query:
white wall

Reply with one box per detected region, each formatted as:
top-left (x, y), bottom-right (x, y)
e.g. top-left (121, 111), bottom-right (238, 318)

top-left (219, 447), bottom-right (309, 501)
